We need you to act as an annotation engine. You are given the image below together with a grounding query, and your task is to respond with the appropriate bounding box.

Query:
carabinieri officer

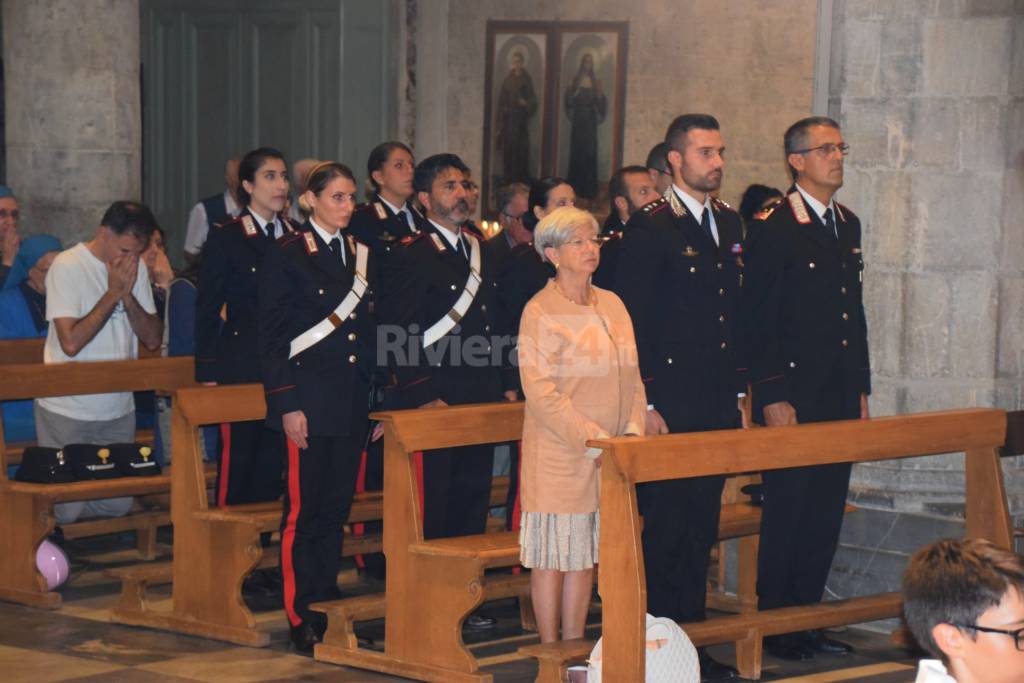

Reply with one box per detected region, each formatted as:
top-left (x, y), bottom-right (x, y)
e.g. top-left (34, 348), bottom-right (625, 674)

top-left (195, 146), bottom-right (297, 506)
top-left (258, 162), bottom-right (376, 654)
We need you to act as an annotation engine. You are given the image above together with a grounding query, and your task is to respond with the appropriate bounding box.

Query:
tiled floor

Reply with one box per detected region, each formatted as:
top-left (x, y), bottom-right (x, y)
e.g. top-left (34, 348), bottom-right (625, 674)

top-left (0, 532), bottom-right (922, 682)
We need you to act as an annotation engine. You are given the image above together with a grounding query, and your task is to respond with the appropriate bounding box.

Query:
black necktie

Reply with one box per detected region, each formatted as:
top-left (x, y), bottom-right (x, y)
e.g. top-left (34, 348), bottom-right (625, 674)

top-left (699, 209), bottom-right (714, 243)
top-left (328, 236), bottom-right (346, 266)
top-left (824, 208), bottom-right (837, 240)
top-left (457, 235), bottom-right (469, 261)
top-left (400, 207), bottom-right (414, 230)
top-left (266, 220), bottom-right (277, 240)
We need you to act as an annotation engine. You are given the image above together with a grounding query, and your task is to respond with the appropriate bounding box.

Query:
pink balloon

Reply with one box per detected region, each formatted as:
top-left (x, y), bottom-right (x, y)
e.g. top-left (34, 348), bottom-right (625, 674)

top-left (36, 539), bottom-right (69, 590)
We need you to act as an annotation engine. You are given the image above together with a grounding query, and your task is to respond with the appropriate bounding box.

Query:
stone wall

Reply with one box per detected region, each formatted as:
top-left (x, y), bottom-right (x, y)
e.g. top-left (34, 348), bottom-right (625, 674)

top-left (427, 0), bottom-right (819, 208)
top-left (3, 0), bottom-right (141, 246)
top-left (825, 0), bottom-right (1024, 616)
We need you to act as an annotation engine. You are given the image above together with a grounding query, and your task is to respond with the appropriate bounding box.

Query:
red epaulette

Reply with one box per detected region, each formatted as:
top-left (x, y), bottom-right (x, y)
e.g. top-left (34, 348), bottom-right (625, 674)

top-left (712, 196), bottom-right (736, 213)
top-left (213, 215), bottom-right (242, 230)
top-left (400, 232), bottom-right (427, 247)
top-left (640, 196), bottom-right (669, 216)
top-left (753, 197), bottom-right (785, 221)
top-left (278, 232), bottom-right (304, 247)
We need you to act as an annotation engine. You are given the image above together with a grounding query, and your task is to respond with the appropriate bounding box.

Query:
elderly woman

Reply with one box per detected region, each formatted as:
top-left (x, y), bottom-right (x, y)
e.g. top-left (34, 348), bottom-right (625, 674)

top-left (517, 206), bottom-right (647, 643)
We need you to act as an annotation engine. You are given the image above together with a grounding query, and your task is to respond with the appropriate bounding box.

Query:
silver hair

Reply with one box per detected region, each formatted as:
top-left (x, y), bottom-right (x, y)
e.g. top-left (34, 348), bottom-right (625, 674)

top-left (533, 206), bottom-right (599, 262)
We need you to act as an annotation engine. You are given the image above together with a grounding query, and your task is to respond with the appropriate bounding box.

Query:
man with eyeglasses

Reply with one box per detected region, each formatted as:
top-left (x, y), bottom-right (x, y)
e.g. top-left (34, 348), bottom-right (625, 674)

top-left (615, 114), bottom-right (747, 681)
top-left (741, 115), bottom-right (869, 660)
top-left (902, 538), bottom-right (1024, 683)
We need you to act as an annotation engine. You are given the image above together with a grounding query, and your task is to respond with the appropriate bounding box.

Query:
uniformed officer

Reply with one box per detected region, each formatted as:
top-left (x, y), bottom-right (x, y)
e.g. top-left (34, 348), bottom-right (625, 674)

top-left (259, 161), bottom-right (376, 654)
top-left (377, 154), bottom-right (505, 568)
top-left (645, 141), bottom-right (673, 196)
top-left (614, 114), bottom-right (746, 681)
top-left (183, 157), bottom-right (241, 264)
top-left (593, 165), bottom-right (659, 289)
top-left (348, 141), bottom-right (423, 254)
top-left (195, 146), bottom-right (296, 506)
top-left (742, 116), bottom-right (868, 661)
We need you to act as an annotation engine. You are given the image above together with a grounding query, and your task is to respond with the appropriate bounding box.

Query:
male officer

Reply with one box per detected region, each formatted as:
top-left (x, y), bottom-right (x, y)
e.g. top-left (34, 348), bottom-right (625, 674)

top-left (614, 114), bottom-right (746, 681)
top-left (742, 116), bottom-right (869, 661)
top-left (593, 165), bottom-right (659, 289)
top-left (645, 142), bottom-right (673, 196)
top-left (377, 156), bottom-right (506, 629)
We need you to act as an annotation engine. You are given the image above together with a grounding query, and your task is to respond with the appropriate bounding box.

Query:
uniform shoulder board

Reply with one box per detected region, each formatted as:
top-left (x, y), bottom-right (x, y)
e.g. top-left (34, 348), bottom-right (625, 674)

top-left (373, 202), bottom-right (388, 220)
top-left (753, 198), bottom-right (784, 221)
top-left (712, 196), bottom-right (736, 212)
top-left (345, 233), bottom-right (358, 255)
top-left (641, 196), bottom-right (669, 215)
top-left (240, 214), bottom-right (259, 238)
top-left (213, 214), bottom-right (243, 231)
top-left (302, 232), bottom-right (319, 254)
top-left (429, 233), bottom-right (447, 252)
top-left (834, 201), bottom-right (851, 223)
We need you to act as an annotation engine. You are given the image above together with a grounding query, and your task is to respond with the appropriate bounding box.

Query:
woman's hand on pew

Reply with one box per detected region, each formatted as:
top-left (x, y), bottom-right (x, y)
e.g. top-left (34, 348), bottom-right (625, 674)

top-left (370, 422), bottom-right (385, 442)
top-left (283, 410), bottom-right (309, 450)
top-left (763, 401), bottom-right (798, 427)
top-left (644, 408), bottom-right (669, 436)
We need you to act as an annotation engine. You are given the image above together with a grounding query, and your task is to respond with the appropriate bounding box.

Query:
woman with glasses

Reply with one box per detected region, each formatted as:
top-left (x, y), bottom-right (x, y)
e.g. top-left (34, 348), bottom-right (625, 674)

top-left (517, 206), bottom-right (647, 644)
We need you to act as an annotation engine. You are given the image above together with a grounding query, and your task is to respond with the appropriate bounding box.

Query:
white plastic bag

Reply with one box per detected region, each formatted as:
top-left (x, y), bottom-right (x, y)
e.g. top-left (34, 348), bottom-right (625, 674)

top-left (586, 613), bottom-right (699, 682)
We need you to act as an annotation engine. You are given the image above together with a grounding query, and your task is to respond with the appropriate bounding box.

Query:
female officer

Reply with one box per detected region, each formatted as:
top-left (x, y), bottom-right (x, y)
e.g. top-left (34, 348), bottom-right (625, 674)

top-left (258, 162), bottom-right (375, 654)
top-left (348, 141), bottom-right (421, 251)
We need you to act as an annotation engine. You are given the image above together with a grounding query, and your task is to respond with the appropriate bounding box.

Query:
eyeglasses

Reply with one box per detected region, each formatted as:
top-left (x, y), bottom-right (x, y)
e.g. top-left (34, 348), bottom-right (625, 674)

top-left (792, 142), bottom-right (850, 157)
top-left (563, 237), bottom-right (602, 249)
top-left (0, 209), bottom-right (20, 220)
top-left (952, 623), bottom-right (1024, 651)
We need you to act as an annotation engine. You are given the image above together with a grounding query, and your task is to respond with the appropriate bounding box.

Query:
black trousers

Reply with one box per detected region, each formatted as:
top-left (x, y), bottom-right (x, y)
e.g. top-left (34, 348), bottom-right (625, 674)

top-left (422, 443), bottom-right (494, 540)
top-left (360, 436), bottom-right (386, 577)
top-left (217, 419), bottom-right (285, 506)
top-left (638, 401), bottom-right (737, 623)
top-left (756, 373), bottom-right (861, 610)
top-left (280, 432), bottom-right (364, 628)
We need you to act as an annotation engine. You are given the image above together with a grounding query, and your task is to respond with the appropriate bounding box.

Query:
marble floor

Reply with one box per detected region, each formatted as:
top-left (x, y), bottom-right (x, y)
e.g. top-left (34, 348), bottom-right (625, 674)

top-left (0, 531), bottom-right (922, 682)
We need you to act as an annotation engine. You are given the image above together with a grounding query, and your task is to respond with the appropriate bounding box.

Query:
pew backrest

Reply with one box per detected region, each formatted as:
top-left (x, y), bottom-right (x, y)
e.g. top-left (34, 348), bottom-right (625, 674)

top-left (0, 337), bottom-right (161, 365)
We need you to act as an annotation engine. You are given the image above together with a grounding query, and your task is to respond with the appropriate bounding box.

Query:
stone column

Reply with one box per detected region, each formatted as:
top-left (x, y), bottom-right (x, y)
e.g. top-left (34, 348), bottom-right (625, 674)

top-left (826, 0), bottom-right (1024, 614)
top-left (3, 0), bottom-right (141, 245)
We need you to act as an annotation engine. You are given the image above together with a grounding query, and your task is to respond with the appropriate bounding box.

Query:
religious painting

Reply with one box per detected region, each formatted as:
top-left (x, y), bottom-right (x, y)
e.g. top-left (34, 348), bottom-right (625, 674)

top-left (482, 22), bottom-right (551, 216)
top-left (552, 23), bottom-right (628, 211)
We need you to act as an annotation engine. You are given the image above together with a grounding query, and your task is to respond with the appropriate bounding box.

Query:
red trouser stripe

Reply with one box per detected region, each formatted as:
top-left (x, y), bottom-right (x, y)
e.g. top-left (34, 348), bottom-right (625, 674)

top-left (217, 423), bottom-right (231, 507)
top-left (414, 451), bottom-right (425, 523)
top-left (352, 449), bottom-right (368, 569)
top-left (281, 438), bottom-right (302, 627)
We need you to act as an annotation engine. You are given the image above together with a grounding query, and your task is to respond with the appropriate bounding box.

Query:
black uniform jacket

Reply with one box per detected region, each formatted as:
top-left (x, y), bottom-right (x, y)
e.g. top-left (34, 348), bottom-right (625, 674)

top-left (195, 208), bottom-right (297, 384)
top-left (258, 224), bottom-right (376, 437)
top-left (592, 212), bottom-right (626, 290)
top-left (347, 195), bottom-right (424, 255)
top-left (741, 188), bottom-right (870, 420)
top-left (378, 222), bottom-right (503, 409)
top-left (484, 235), bottom-right (553, 394)
top-left (614, 192), bottom-right (747, 428)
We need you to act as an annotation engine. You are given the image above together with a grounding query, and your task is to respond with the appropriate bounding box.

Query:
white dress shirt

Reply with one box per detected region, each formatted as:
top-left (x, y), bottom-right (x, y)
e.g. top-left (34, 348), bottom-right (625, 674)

top-left (309, 218), bottom-right (346, 266)
top-left (794, 183), bottom-right (838, 237)
top-left (673, 184), bottom-right (719, 246)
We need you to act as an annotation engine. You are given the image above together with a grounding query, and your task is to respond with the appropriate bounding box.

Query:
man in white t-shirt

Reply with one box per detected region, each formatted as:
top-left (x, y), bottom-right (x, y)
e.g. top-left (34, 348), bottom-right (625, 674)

top-left (902, 538), bottom-right (1024, 683)
top-left (37, 201), bottom-right (164, 524)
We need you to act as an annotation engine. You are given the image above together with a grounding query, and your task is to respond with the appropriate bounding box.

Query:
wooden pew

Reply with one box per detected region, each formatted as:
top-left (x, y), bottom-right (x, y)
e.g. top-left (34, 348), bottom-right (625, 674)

top-left (109, 383), bottom-right (510, 647)
top-left (0, 337), bottom-right (161, 364)
top-left (312, 403), bottom-right (785, 682)
top-left (0, 356), bottom-right (198, 609)
top-left (520, 408), bottom-right (1012, 681)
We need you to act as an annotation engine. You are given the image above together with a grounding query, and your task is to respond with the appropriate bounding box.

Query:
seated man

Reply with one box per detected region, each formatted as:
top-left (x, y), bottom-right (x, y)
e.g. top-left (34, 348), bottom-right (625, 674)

top-left (902, 537), bottom-right (1024, 683)
top-left (0, 184), bottom-right (23, 287)
top-left (37, 201), bottom-right (163, 525)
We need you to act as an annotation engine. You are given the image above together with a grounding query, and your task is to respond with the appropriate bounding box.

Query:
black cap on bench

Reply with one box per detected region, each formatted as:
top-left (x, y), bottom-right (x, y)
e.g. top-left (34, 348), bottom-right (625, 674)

top-left (108, 443), bottom-right (162, 477)
top-left (14, 446), bottom-right (76, 484)
top-left (66, 443), bottom-right (121, 480)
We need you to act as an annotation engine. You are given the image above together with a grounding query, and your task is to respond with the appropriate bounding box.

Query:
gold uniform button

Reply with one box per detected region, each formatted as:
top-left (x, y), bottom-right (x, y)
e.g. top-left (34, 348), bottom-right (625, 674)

top-left (250, 266), bottom-right (257, 272)
top-left (484, 325), bottom-right (491, 332)
top-left (720, 342), bottom-right (727, 349)
top-left (347, 333), bottom-right (357, 341)
top-left (719, 315), bottom-right (725, 323)
top-left (689, 266), bottom-right (697, 273)
top-left (233, 331), bottom-right (239, 336)
top-left (318, 288), bottom-right (324, 295)
top-left (718, 288), bottom-right (725, 296)
top-left (841, 286), bottom-right (847, 294)
top-left (809, 262), bottom-right (816, 269)
top-left (717, 262), bottom-right (723, 270)
top-left (667, 357), bottom-right (673, 365)
top-left (350, 312), bottom-right (357, 320)
top-left (841, 339), bottom-right (849, 347)
top-left (842, 312), bottom-right (849, 320)
top-left (450, 284), bottom-right (458, 291)
top-left (348, 355), bottom-right (357, 363)
top-left (481, 304), bottom-right (487, 312)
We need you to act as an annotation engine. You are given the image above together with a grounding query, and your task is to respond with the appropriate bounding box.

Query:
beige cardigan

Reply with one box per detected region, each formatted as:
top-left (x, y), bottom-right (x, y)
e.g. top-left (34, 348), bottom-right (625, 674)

top-left (518, 280), bottom-right (647, 514)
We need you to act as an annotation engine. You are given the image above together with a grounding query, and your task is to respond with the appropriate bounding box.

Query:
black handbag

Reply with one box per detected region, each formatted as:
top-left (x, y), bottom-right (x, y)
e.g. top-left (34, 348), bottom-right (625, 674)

top-left (14, 446), bottom-right (77, 484)
top-left (67, 443), bottom-right (120, 480)
top-left (109, 443), bottom-right (162, 477)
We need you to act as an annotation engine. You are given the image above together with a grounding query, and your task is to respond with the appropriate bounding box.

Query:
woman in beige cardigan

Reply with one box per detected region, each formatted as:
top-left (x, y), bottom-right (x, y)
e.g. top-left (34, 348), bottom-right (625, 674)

top-left (517, 206), bottom-right (647, 643)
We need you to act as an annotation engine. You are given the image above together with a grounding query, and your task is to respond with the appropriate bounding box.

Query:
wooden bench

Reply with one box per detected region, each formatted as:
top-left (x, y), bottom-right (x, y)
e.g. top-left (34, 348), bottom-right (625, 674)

top-left (519, 408), bottom-right (1012, 681)
top-left (0, 356), bottom-right (198, 609)
top-left (109, 383), bottom-right (512, 647)
top-left (0, 337), bottom-right (161, 364)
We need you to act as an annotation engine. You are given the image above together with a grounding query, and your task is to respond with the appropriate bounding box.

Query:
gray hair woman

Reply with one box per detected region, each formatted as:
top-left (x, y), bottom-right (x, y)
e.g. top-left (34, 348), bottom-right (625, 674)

top-left (517, 206), bottom-right (647, 643)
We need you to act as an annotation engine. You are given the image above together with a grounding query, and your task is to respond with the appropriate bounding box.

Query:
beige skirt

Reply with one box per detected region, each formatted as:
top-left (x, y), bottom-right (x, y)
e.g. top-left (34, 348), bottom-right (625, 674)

top-left (519, 511), bottom-right (599, 571)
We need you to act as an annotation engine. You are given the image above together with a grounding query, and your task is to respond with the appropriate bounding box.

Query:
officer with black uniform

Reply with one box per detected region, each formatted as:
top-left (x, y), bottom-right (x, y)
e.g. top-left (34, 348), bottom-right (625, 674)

top-left (195, 147), bottom-right (296, 507)
top-left (259, 162), bottom-right (376, 654)
top-left (593, 164), bottom-right (659, 289)
top-left (742, 116), bottom-right (868, 661)
top-left (614, 114), bottom-right (746, 681)
top-left (348, 141), bottom-right (423, 254)
top-left (378, 156), bottom-right (505, 632)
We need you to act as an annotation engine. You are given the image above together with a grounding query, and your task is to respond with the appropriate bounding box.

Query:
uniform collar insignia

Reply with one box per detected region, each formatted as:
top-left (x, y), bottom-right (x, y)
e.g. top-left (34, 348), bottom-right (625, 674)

top-left (835, 202), bottom-right (847, 223)
top-left (303, 231), bottom-right (319, 254)
top-left (373, 202), bottom-right (388, 220)
top-left (241, 214), bottom-right (259, 237)
top-left (429, 233), bottom-right (446, 253)
top-left (666, 189), bottom-right (687, 218)
top-left (787, 192), bottom-right (812, 225)
top-left (346, 234), bottom-right (357, 255)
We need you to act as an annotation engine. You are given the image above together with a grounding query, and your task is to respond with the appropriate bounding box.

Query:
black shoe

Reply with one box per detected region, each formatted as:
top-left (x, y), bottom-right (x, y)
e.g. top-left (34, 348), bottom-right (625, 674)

top-left (800, 629), bottom-right (853, 654)
top-left (49, 526), bottom-right (65, 546)
top-left (764, 634), bottom-right (814, 661)
top-left (289, 622), bottom-right (321, 655)
top-left (698, 647), bottom-right (738, 680)
top-left (463, 614), bottom-right (496, 630)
